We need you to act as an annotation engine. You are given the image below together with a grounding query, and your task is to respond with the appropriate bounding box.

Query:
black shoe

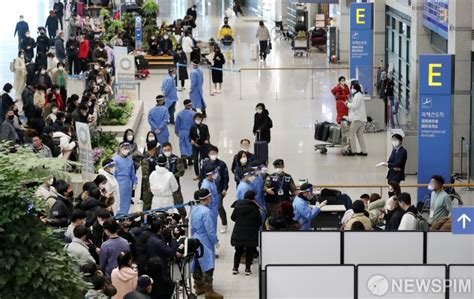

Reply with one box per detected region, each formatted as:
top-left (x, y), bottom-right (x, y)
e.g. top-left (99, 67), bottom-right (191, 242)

top-left (357, 152), bottom-right (368, 156)
top-left (344, 151), bottom-right (355, 156)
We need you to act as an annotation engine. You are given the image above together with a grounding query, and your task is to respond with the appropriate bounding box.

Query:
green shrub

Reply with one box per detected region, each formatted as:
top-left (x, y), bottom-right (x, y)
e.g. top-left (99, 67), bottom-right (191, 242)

top-left (100, 100), bottom-right (134, 126)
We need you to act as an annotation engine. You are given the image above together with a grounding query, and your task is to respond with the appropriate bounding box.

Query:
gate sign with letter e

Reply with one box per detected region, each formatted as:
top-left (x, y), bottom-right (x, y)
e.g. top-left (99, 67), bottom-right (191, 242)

top-left (452, 207), bottom-right (474, 234)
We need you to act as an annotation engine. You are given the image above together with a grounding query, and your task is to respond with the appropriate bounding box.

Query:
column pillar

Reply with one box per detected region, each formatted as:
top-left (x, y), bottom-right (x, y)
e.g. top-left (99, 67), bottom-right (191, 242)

top-left (337, 0), bottom-right (350, 62)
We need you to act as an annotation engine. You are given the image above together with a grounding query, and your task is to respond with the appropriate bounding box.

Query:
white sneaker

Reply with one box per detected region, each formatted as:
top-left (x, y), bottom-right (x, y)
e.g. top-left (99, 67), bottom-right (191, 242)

top-left (220, 225), bottom-right (228, 234)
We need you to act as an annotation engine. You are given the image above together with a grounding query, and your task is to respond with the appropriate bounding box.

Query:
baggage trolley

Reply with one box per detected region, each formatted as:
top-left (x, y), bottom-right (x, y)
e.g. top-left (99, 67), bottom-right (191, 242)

top-left (220, 35), bottom-right (235, 64)
top-left (314, 120), bottom-right (350, 154)
top-left (294, 33), bottom-right (309, 57)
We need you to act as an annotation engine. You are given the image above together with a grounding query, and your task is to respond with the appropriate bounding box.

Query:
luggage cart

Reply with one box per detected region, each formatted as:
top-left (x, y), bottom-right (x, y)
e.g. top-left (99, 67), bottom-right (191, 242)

top-left (314, 120), bottom-right (350, 154)
top-left (220, 35), bottom-right (235, 64)
top-left (294, 33), bottom-right (309, 57)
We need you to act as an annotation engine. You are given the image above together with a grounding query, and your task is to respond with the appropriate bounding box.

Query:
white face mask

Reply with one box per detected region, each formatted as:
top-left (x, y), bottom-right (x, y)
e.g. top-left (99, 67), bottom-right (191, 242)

top-left (121, 149), bottom-right (130, 156)
top-left (164, 35), bottom-right (169, 40)
top-left (48, 177), bottom-right (54, 185)
top-left (351, 88), bottom-right (356, 94)
top-left (20, 54), bottom-right (25, 59)
top-left (209, 154), bottom-right (218, 161)
top-left (41, 70), bottom-right (46, 75)
top-left (94, 65), bottom-right (100, 70)
top-left (126, 134), bottom-right (134, 142)
top-left (428, 184), bottom-right (435, 191)
top-left (99, 183), bottom-right (107, 190)
top-left (148, 136), bottom-right (155, 142)
top-left (392, 141), bottom-right (400, 148)
top-left (163, 151), bottom-right (172, 157)
top-left (276, 168), bottom-right (284, 174)
top-left (212, 173), bottom-right (219, 180)
top-left (52, 108), bottom-right (59, 114)
top-left (240, 157), bottom-right (247, 165)
top-left (97, 79), bottom-right (103, 84)
top-left (256, 109), bottom-right (263, 114)
top-left (195, 120), bottom-right (202, 125)
top-left (58, 66), bottom-right (64, 71)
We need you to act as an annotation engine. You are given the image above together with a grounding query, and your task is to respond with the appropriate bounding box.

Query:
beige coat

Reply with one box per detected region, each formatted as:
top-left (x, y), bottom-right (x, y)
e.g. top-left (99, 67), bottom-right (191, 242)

top-left (345, 213), bottom-right (373, 230)
top-left (33, 90), bottom-right (46, 109)
top-left (14, 58), bottom-right (27, 101)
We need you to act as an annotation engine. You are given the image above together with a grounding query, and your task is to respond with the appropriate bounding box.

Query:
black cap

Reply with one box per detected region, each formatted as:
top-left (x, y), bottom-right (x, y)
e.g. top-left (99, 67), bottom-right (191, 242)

top-left (184, 99), bottom-right (192, 106)
top-left (157, 155), bottom-right (167, 166)
top-left (273, 159), bottom-right (284, 167)
top-left (137, 275), bottom-right (153, 288)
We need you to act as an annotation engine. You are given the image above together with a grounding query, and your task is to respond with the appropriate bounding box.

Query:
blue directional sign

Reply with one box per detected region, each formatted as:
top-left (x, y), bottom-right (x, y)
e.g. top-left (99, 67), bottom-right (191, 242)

top-left (452, 207), bottom-right (474, 235)
top-left (135, 16), bottom-right (142, 49)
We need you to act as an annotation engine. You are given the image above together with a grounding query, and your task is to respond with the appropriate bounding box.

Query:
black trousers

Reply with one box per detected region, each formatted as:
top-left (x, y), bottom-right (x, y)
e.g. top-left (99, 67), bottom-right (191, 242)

top-left (259, 40), bottom-right (268, 60)
top-left (234, 246), bottom-right (256, 269)
top-left (68, 55), bottom-right (79, 74)
top-left (218, 193), bottom-right (227, 226)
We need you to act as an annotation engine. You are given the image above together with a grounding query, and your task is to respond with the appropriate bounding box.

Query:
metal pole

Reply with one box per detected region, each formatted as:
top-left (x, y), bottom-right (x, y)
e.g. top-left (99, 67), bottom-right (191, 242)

top-left (208, 66), bottom-right (212, 96)
top-left (275, 70), bottom-right (278, 100)
top-left (311, 69), bottom-right (314, 100)
top-left (239, 70), bottom-right (242, 100)
top-left (460, 137), bottom-right (464, 178)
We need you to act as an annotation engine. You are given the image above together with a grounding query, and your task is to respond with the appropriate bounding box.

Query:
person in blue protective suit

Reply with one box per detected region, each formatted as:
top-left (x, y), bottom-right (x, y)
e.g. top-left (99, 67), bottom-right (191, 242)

top-left (174, 99), bottom-right (196, 165)
top-left (190, 189), bottom-right (223, 299)
top-left (161, 68), bottom-right (178, 124)
top-left (189, 60), bottom-right (207, 118)
top-left (292, 183), bottom-right (327, 230)
top-left (199, 145), bottom-right (230, 234)
top-left (200, 165), bottom-right (220, 231)
top-left (113, 142), bottom-right (138, 215)
top-left (236, 168), bottom-right (255, 201)
top-left (148, 95), bottom-right (170, 145)
top-left (250, 162), bottom-right (268, 223)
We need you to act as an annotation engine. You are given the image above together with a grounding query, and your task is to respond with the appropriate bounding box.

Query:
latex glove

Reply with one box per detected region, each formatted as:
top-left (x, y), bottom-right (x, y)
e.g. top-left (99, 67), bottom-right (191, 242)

top-left (319, 200), bottom-right (328, 208)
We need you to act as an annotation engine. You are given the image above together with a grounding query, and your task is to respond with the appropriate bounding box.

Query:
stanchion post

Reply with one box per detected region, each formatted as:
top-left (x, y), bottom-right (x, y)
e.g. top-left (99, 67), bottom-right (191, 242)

top-left (274, 70), bottom-right (278, 100)
top-left (208, 66), bottom-right (212, 95)
top-left (311, 69), bottom-right (314, 100)
top-left (239, 70), bottom-right (242, 100)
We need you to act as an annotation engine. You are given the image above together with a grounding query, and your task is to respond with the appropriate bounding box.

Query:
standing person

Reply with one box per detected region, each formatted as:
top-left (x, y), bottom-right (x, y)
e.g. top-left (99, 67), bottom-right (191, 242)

top-left (1, 110), bottom-right (19, 144)
top-left (230, 190), bottom-right (261, 275)
top-left (20, 31), bottom-right (36, 62)
top-left (186, 5), bottom-right (197, 22)
top-left (52, 62), bottom-right (68, 103)
top-left (14, 15), bottom-right (29, 48)
top-left (174, 99), bottom-right (195, 164)
top-left (147, 95), bottom-right (170, 145)
top-left (160, 142), bottom-right (187, 218)
top-left (233, 0), bottom-right (244, 17)
top-left (100, 219), bottom-right (130, 279)
top-left (201, 166), bottom-right (220, 232)
top-left (66, 35), bottom-right (79, 74)
top-left (428, 175), bottom-right (452, 224)
top-left (181, 31), bottom-right (194, 64)
top-left (13, 51), bottom-right (27, 102)
top-left (264, 159), bottom-right (297, 219)
top-left (111, 251), bottom-right (138, 299)
top-left (113, 142), bottom-right (138, 215)
top-left (293, 184), bottom-right (326, 230)
top-left (45, 10), bottom-right (59, 39)
top-left (36, 27), bottom-right (50, 57)
top-left (1, 84), bottom-right (15, 124)
top-left (77, 34), bottom-right (90, 73)
top-left (344, 82), bottom-right (367, 156)
top-left (141, 141), bottom-right (158, 211)
top-left (98, 159), bottom-right (121, 215)
top-left (199, 146), bottom-right (230, 233)
top-left (231, 139), bottom-right (256, 175)
top-left (161, 68), bottom-right (178, 124)
top-left (256, 21), bottom-right (270, 61)
top-left (331, 76), bottom-right (350, 124)
top-left (189, 60), bottom-right (207, 117)
top-left (211, 47), bottom-right (225, 95)
top-left (173, 45), bottom-right (188, 91)
top-left (236, 168), bottom-right (255, 201)
top-left (380, 134), bottom-right (408, 183)
top-left (53, 0), bottom-right (65, 30)
top-left (55, 31), bottom-right (66, 63)
top-left (253, 103), bottom-right (273, 143)
top-left (190, 189), bottom-right (223, 299)
top-left (189, 113), bottom-right (210, 180)
top-left (149, 156), bottom-right (179, 212)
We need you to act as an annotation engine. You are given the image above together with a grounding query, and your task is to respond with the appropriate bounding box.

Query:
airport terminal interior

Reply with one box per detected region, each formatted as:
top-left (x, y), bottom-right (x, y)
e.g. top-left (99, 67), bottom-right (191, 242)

top-left (1, 0), bottom-right (474, 298)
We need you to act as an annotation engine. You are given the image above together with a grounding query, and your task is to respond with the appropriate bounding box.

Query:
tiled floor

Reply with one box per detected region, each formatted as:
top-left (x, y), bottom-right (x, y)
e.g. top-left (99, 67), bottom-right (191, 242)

top-left (1, 1), bottom-right (473, 298)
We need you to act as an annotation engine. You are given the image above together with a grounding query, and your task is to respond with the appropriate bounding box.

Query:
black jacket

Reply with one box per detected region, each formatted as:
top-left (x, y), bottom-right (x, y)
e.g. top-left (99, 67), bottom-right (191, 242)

top-left (49, 195), bottom-right (73, 227)
top-left (189, 123), bottom-right (210, 146)
top-left (21, 37), bottom-right (36, 60)
top-left (147, 234), bottom-right (178, 275)
top-left (90, 220), bottom-right (107, 248)
top-left (14, 21), bottom-right (29, 38)
top-left (231, 152), bottom-right (255, 175)
top-left (159, 39), bottom-right (173, 53)
top-left (124, 290), bottom-right (151, 299)
top-left (43, 134), bottom-right (60, 157)
top-left (66, 39), bottom-right (79, 57)
top-left (186, 8), bottom-right (197, 21)
top-left (53, 1), bottom-right (64, 17)
top-left (1, 93), bottom-right (15, 118)
top-left (36, 34), bottom-right (50, 53)
top-left (387, 146), bottom-right (407, 183)
top-left (45, 16), bottom-right (59, 33)
top-left (81, 197), bottom-right (106, 226)
top-left (173, 52), bottom-right (188, 80)
top-left (385, 207), bottom-right (404, 231)
top-left (253, 109), bottom-right (273, 143)
top-left (231, 199), bottom-right (262, 247)
top-left (134, 228), bottom-right (154, 274)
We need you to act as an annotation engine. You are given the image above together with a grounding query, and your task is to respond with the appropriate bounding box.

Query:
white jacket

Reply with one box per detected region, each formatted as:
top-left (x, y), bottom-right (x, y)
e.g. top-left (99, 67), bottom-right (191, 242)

top-left (399, 212), bottom-right (417, 230)
top-left (98, 168), bottom-right (121, 214)
top-left (149, 166), bottom-right (179, 211)
top-left (346, 92), bottom-right (367, 122)
top-left (182, 36), bottom-right (194, 54)
top-left (52, 131), bottom-right (76, 158)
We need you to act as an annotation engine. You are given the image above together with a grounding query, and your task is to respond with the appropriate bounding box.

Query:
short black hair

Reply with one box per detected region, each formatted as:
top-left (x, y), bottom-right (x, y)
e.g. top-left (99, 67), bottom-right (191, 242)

top-left (73, 225), bottom-right (89, 238)
top-left (392, 134), bottom-right (403, 142)
top-left (103, 218), bottom-right (119, 234)
top-left (244, 190), bottom-right (256, 200)
top-left (162, 142), bottom-right (172, 149)
top-left (352, 83), bottom-right (362, 93)
top-left (193, 113), bottom-right (203, 120)
top-left (71, 210), bottom-right (86, 222)
top-left (96, 208), bottom-right (111, 220)
top-left (117, 251), bottom-right (132, 269)
top-left (150, 219), bottom-right (164, 233)
top-left (360, 194), bottom-right (370, 200)
top-left (351, 221), bottom-right (366, 231)
top-left (147, 140), bottom-right (158, 151)
top-left (397, 192), bottom-right (411, 205)
top-left (55, 180), bottom-right (70, 196)
top-left (79, 103), bottom-right (88, 111)
top-left (208, 145), bottom-right (219, 153)
top-left (338, 76), bottom-right (346, 82)
top-left (352, 200), bottom-right (365, 213)
top-left (431, 175), bottom-right (445, 185)
top-left (240, 139), bottom-right (250, 145)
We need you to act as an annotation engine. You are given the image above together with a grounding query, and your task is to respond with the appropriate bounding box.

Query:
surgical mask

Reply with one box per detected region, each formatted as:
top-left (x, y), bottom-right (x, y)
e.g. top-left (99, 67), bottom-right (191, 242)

top-left (126, 134), bottom-right (134, 142)
top-left (276, 168), bottom-right (284, 174)
top-left (428, 184), bottom-right (435, 191)
top-left (248, 176), bottom-right (256, 183)
top-left (163, 151), bottom-right (172, 157)
top-left (106, 68), bottom-right (111, 73)
top-left (121, 149), bottom-right (130, 156)
top-left (351, 88), bottom-right (356, 94)
top-left (392, 141), bottom-right (400, 148)
top-left (209, 154), bottom-right (218, 161)
top-left (212, 173), bottom-right (219, 180)
top-left (148, 136), bottom-right (155, 142)
top-left (195, 120), bottom-right (202, 125)
top-left (240, 157), bottom-right (247, 165)
top-left (20, 54), bottom-right (25, 59)
top-left (164, 35), bottom-right (169, 40)
top-left (41, 70), bottom-right (46, 75)
top-left (256, 109), bottom-right (263, 114)
top-left (99, 183), bottom-right (107, 190)
top-left (26, 34), bottom-right (30, 37)
top-left (58, 66), bottom-right (64, 71)
top-left (94, 65), bottom-right (100, 70)
top-left (52, 108), bottom-right (59, 114)
top-left (97, 79), bottom-right (103, 84)
top-left (48, 177), bottom-right (54, 185)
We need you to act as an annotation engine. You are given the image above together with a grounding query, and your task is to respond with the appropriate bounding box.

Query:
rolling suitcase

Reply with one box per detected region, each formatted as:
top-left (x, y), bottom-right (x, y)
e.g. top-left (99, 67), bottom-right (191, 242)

top-left (327, 124), bottom-right (341, 144)
top-left (319, 122), bottom-right (332, 141)
top-left (315, 121), bottom-right (330, 141)
top-left (254, 133), bottom-right (269, 163)
top-left (191, 47), bottom-right (201, 63)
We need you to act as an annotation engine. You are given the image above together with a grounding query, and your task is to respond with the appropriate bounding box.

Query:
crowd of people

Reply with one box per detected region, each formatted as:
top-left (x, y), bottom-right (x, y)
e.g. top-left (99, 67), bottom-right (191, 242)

top-left (0, 1), bottom-right (457, 299)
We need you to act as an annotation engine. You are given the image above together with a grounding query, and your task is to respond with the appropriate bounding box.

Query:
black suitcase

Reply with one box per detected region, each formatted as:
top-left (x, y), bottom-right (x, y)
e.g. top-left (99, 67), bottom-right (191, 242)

top-left (191, 47), bottom-right (201, 63)
top-left (315, 121), bottom-right (332, 141)
top-left (254, 133), bottom-right (269, 163)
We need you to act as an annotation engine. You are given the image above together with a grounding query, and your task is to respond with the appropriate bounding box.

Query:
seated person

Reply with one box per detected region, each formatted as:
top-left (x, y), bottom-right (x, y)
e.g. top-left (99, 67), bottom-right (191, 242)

top-left (344, 200), bottom-right (373, 231)
top-left (148, 34), bottom-right (159, 56)
top-left (159, 33), bottom-right (174, 56)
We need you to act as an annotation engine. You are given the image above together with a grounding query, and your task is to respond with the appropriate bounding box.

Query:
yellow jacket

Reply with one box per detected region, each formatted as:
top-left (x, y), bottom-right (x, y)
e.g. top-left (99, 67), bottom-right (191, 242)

top-left (218, 25), bottom-right (234, 40)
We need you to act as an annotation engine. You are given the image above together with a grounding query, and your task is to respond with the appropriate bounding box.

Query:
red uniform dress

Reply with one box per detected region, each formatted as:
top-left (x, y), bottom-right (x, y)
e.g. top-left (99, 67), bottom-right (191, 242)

top-left (331, 84), bottom-right (350, 124)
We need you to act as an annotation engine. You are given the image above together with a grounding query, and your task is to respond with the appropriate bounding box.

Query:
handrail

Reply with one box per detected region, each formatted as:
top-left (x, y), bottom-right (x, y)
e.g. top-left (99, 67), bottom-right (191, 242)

top-left (312, 183), bottom-right (474, 189)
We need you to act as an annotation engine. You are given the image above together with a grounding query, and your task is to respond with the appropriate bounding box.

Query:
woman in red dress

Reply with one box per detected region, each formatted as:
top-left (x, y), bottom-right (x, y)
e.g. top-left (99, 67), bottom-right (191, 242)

top-left (331, 76), bottom-right (350, 124)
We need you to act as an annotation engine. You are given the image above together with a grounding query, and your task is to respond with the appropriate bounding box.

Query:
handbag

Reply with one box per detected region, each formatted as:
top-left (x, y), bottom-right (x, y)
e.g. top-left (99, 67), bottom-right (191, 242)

top-left (268, 40), bottom-right (272, 50)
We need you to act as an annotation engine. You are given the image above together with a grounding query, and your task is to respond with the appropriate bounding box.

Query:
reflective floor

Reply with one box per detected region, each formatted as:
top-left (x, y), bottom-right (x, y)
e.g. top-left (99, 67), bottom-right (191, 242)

top-left (1, 1), bottom-right (473, 298)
